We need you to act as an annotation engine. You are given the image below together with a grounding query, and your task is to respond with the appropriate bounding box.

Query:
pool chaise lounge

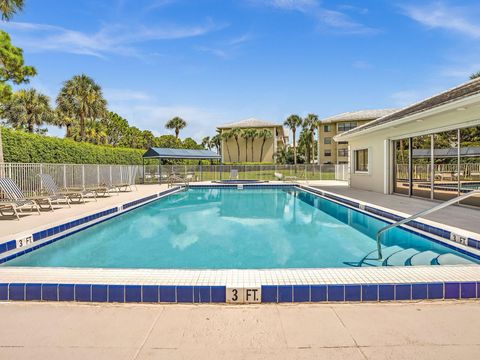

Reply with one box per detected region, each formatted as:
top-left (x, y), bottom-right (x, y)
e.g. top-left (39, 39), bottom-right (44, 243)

top-left (38, 174), bottom-right (93, 204)
top-left (0, 178), bottom-right (53, 219)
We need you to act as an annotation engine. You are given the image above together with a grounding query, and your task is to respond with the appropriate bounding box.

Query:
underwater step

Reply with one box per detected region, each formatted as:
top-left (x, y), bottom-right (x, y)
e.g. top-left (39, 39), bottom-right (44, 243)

top-left (409, 250), bottom-right (441, 266)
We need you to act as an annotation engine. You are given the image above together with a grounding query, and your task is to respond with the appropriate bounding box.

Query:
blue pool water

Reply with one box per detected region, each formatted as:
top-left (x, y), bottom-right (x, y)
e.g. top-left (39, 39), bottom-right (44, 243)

top-left (4, 187), bottom-right (479, 269)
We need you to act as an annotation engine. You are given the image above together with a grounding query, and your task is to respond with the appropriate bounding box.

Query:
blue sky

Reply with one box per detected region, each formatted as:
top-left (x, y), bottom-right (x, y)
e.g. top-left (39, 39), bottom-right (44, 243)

top-left (3, 0), bottom-right (480, 140)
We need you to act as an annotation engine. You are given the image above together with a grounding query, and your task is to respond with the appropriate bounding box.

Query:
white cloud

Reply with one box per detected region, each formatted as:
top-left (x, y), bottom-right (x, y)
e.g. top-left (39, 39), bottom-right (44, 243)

top-left (401, 2), bottom-right (480, 38)
top-left (390, 86), bottom-right (445, 108)
top-left (248, 0), bottom-right (376, 34)
top-left (2, 19), bottom-right (224, 58)
top-left (195, 46), bottom-right (229, 59)
top-left (352, 60), bottom-right (373, 69)
top-left (196, 33), bottom-right (253, 59)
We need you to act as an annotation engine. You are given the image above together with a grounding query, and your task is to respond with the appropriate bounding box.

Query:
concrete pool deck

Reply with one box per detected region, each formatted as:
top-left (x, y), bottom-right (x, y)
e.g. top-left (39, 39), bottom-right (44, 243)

top-left (311, 184), bottom-right (480, 235)
top-left (1, 300), bottom-right (479, 359)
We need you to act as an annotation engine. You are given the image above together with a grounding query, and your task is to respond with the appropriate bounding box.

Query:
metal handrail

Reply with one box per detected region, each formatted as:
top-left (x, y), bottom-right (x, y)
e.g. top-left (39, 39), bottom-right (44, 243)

top-left (376, 190), bottom-right (480, 259)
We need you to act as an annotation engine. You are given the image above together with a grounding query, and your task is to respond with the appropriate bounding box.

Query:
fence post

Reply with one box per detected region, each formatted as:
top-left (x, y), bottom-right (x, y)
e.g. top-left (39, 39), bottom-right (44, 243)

top-left (109, 165), bottom-right (112, 185)
top-left (63, 164), bottom-right (67, 188)
top-left (97, 165), bottom-right (100, 185)
top-left (82, 164), bottom-right (85, 188)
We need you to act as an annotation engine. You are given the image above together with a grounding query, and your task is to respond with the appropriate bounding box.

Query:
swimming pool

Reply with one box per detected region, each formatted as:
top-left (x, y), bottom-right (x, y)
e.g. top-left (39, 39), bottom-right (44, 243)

top-left (4, 186), bottom-right (478, 269)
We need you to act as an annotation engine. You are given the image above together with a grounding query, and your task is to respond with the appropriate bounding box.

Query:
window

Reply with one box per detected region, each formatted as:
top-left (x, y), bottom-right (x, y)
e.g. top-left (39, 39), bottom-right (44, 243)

top-left (324, 137), bottom-right (332, 144)
top-left (338, 122), bottom-right (357, 132)
top-left (354, 149), bottom-right (369, 173)
top-left (338, 149), bottom-right (348, 157)
top-left (323, 125), bottom-right (331, 132)
top-left (324, 150), bottom-right (331, 157)
top-left (338, 141), bottom-right (348, 145)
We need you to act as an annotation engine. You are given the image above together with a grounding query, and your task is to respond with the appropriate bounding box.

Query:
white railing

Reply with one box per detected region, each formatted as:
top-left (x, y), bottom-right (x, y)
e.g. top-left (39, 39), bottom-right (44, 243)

top-left (0, 163), bottom-right (139, 196)
top-left (0, 162), bottom-right (349, 195)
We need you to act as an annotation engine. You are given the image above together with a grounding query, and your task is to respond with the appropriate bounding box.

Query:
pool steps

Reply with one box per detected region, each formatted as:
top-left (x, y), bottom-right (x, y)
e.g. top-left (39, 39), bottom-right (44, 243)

top-left (361, 246), bottom-right (475, 267)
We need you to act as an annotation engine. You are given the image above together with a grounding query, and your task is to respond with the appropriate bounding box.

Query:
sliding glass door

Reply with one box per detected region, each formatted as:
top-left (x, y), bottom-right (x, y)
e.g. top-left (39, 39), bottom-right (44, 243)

top-left (411, 135), bottom-right (432, 199)
top-left (392, 124), bottom-right (480, 207)
top-left (433, 130), bottom-right (458, 201)
top-left (459, 125), bottom-right (480, 207)
top-left (393, 139), bottom-right (410, 195)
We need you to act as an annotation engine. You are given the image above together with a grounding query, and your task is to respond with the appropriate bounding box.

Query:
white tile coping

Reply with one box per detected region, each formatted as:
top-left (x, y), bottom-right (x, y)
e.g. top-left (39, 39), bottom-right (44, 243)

top-left (0, 265), bottom-right (479, 286)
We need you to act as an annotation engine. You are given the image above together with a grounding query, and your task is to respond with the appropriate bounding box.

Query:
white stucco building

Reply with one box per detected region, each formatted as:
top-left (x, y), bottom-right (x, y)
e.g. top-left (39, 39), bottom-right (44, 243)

top-left (335, 78), bottom-right (480, 207)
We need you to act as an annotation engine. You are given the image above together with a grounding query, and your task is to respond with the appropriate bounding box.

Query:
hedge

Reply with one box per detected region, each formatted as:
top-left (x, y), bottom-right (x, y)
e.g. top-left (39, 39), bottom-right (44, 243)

top-left (1, 127), bottom-right (145, 164)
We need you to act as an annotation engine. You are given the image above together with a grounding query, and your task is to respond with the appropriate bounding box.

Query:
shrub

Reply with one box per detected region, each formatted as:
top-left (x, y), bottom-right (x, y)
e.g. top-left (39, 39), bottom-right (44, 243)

top-left (1, 127), bottom-right (145, 164)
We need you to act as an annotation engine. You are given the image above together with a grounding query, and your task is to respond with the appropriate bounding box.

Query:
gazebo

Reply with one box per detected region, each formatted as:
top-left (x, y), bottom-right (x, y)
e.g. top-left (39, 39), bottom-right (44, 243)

top-left (142, 147), bottom-right (222, 183)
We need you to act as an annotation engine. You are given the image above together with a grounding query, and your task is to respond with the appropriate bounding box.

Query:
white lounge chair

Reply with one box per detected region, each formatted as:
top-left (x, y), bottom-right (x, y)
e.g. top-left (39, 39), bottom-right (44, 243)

top-left (0, 177), bottom-right (49, 219)
top-left (38, 174), bottom-right (94, 204)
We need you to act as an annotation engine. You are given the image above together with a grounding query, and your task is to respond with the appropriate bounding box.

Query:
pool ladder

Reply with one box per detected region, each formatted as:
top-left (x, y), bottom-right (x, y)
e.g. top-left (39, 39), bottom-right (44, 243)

top-left (375, 189), bottom-right (480, 260)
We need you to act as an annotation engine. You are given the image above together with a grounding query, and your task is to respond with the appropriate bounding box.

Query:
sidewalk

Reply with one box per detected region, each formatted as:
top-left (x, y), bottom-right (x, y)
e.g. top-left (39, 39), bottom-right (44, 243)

top-left (0, 300), bottom-right (478, 359)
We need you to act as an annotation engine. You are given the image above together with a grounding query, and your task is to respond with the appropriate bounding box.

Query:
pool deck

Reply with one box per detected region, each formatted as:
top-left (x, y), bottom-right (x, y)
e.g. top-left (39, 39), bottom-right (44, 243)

top-left (1, 180), bottom-right (480, 304)
top-left (1, 300), bottom-right (479, 359)
top-left (0, 184), bottom-right (171, 241)
top-left (311, 183), bottom-right (480, 235)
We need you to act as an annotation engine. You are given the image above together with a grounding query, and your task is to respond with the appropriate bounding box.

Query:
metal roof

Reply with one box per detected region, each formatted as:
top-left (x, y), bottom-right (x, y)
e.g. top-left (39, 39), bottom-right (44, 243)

top-left (412, 147), bottom-right (480, 158)
top-left (143, 147), bottom-right (222, 159)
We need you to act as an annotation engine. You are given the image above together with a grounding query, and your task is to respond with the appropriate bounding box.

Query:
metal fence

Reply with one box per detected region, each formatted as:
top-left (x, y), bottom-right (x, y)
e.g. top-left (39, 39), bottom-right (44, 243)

top-left (396, 163), bottom-right (480, 180)
top-left (142, 163), bottom-right (349, 183)
top-left (0, 163), bottom-right (349, 196)
top-left (0, 163), bottom-right (139, 196)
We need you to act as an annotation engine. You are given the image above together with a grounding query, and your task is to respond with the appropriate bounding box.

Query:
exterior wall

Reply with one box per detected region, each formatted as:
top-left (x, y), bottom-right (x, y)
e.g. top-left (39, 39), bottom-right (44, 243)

top-left (220, 127), bottom-right (283, 163)
top-left (318, 119), bottom-right (371, 164)
top-left (347, 104), bottom-right (480, 194)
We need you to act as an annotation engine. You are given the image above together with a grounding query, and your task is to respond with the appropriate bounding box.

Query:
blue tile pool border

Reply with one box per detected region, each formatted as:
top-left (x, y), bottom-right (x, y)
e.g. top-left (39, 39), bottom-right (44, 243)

top-left (0, 281), bottom-right (479, 303)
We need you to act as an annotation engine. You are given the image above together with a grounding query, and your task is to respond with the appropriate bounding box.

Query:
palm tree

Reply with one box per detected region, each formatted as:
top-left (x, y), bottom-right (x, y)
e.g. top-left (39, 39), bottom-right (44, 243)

top-left (242, 128), bottom-right (258, 163)
top-left (283, 114), bottom-right (302, 165)
top-left (241, 129), bottom-right (249, 162)
top-left (165, 117), bottom-right (187, 139)
top-left (220, 130), bottom-right (232, 162)
top-left (56, 74), bottom-right (107, 141)
top-left (0, 0), bottom-right (26, 164)
top-left (201, 136), bottom-right (211, 150)
top-left (2, 89), bottom-right (55, 132)
top-left (230, 128), bottom-right (242, 162)
top-left (304, 113), bottom-right (319, 163)
top-left (71, 119), bottom-right (108, 145)
top-left (54, 111), bottom-right (77, 138)
top-left (299, 128), bottom-right (313, 163)
top-left (258, 129), bottom-right (273, 162)
top-left (274, 147), bottom-right (293, 165)
top-left (0, 0), bottom-right (24, 20)
top-left (211, 134), bottom-right (221, 155)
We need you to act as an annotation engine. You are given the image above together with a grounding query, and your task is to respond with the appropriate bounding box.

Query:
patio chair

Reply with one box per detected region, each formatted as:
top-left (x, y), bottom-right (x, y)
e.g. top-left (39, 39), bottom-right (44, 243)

top-left (38, 174), bottom-right (94, 204)
top-left (274, 172), bottom-right (284, 181)
top-left (0, 202), bottom-right (40, 220)
top-left (230, 169), bottom-right (239, 180)
top-left (0, 177), bottom-right (52, 218)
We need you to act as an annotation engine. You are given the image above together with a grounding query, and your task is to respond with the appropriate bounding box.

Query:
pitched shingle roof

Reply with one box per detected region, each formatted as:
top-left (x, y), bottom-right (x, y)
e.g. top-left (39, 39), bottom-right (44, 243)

top-left (336, 78), bottom-right (480, 139)
top-left (320, 108), bottom-right (398, 124)
top-left (217, 117), bottom-right (280, 129)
